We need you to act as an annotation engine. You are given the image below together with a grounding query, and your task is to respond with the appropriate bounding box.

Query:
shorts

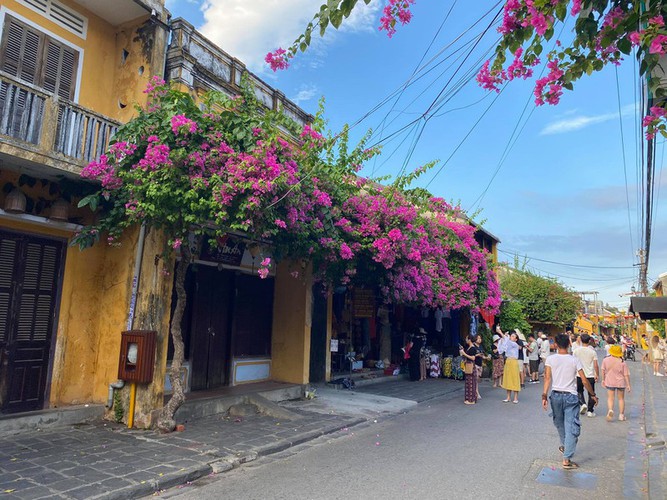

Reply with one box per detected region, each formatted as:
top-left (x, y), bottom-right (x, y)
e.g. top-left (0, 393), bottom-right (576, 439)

top-left (529, 359), bottom-right (539, 373)
top-left (606, 387), bottom-right (626, 391)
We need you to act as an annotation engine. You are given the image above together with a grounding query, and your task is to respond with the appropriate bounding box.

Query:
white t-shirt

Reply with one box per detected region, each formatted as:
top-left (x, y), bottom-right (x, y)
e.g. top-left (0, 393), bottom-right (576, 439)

top-left (573, 346), bottom-right (597, 378)
top-left (546, 354), bottom-right (583, 395)
top-left (540, 340), bottom-right (550, 359)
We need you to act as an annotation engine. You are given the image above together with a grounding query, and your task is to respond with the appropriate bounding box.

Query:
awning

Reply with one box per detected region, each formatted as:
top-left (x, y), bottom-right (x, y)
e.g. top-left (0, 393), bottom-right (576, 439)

top-left (629, 297), bottom-right (667, 319)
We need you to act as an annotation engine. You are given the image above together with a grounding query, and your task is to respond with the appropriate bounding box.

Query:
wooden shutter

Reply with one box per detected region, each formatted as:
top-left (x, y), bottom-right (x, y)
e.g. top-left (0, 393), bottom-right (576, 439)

top-left (15, 242), bottom-right (60, 342)
top-left (1, 17), bottom-right (42, 85)
top-left (42, 39), bottom-right (78, 101)
top-left (0, 238), bottom-right (18, 344)
top-left (0, 15), bottom-right (78, 100)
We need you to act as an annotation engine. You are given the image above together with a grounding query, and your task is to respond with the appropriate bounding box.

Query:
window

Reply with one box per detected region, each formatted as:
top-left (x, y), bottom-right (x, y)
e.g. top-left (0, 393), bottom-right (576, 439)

top-left (0, 15), bottom-right (78, 101)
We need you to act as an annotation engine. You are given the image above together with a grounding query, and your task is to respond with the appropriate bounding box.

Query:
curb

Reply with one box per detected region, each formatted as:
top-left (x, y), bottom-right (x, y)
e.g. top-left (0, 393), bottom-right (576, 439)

top-left (254, 417), bottom-right (367, 457)
top-left (94, 463), bottom-right (213, 499)
top-left (642, 363), bottom-right (666, 500)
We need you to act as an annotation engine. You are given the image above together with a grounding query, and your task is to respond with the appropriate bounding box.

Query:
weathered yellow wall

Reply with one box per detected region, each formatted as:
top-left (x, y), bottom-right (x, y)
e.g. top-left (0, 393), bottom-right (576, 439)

top-left (271, 262), bottom-right (312, 384)
top-left (2, 0), bottom-right (164, 121)
top-left (125, 227), bottom-right (173, 428)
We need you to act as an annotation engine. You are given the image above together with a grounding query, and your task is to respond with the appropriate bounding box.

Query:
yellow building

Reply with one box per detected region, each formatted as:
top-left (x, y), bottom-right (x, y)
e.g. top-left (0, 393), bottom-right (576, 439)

top-left (0, 4), bottom-right (322, 428)
top-left (0, 0), bottom-right (169, 420)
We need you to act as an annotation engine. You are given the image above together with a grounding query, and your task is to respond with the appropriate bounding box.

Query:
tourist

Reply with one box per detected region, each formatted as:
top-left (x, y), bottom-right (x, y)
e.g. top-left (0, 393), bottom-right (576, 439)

top-left (491, 334), bottom-right (504, 388)
top-left (573, 334), bottom-right (599, 417)
top-left (539, 333), bottom-right (550, 377)
top-left (600, 344), bottom-right (631, 421)
top-left (650, 335), bottom-right (665, 377)
top-left (527, 333), bottom-right (540, 383)
top-left (496, 326), bottom-right (521, 404)
top-left (542, 334), bottom-right (598, 470)
top-left (460, 337), bottom-right (479, 405)
top-left (516, 330), bottom-right (527, 388)
top-left (474, 334), bottom-right (489, 399)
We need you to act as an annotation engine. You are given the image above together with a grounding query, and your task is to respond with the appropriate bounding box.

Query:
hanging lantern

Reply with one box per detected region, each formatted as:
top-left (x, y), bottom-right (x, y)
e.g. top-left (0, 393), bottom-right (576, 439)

top-left (49, 198), bottom-right (70, 221)
top-left (4, 187), bottom-right (27, 213)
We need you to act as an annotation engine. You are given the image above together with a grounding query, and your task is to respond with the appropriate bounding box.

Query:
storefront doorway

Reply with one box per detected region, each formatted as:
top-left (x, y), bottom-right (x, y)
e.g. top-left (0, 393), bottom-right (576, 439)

top-left (0, 229), bottom-right (65, 413)
top-left (189, 266), bottom-right (233, 390)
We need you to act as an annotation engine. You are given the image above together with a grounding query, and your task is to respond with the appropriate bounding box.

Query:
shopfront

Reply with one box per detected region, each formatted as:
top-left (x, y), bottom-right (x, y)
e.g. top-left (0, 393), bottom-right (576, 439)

top-left (166, 235), bottom-right (275, 392)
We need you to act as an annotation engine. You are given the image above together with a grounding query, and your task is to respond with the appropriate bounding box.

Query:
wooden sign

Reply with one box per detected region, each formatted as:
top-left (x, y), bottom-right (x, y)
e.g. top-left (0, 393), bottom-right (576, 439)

top-left (200, 234), bottom-right (246, 266)
top-left (353, 289), bottom-right (374, 318)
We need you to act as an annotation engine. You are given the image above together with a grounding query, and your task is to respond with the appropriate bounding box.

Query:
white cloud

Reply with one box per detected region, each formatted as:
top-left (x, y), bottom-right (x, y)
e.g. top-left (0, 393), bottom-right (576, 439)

top-left (540, 103), bottom-right (637, 135)
top-left (291, 84), bottom-right (319, 104)
top-left (197, 0), bottom-right (381, 73)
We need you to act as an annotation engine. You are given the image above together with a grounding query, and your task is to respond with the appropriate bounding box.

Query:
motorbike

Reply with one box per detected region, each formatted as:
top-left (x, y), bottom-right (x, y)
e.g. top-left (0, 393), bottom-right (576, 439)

top-left (624, 343), bottom-right (636, 362)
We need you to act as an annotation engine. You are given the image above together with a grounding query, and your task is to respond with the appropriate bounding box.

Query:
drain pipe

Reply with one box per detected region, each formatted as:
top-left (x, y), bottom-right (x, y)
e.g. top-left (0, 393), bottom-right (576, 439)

top-left (107, 223), bottom-right (147, 420)
top-left (107, 379), bottom-right (125, 408)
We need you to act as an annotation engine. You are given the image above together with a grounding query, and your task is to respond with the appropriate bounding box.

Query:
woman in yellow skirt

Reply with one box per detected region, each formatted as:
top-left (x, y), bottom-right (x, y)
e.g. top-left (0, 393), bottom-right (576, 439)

top-left (495, 326), bottom-right (521, 403)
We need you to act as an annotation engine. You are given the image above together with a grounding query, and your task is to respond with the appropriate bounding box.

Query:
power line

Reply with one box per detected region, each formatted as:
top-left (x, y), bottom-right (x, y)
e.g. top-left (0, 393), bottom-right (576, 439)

top-left (497, 249), bottom-right (636, 269)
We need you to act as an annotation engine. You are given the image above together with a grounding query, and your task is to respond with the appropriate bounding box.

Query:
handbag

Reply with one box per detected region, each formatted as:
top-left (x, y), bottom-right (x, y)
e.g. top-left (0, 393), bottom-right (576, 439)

top-left (464, 362), bottom-right (474, 375)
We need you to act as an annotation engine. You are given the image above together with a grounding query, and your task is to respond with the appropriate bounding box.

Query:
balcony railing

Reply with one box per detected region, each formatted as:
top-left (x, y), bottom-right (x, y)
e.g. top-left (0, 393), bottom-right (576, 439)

top-left (0, 72), bottom-right (119, 167)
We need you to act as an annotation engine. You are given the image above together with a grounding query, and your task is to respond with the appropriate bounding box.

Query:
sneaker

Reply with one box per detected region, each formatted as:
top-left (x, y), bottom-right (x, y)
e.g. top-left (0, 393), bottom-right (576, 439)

top-left (657, 373), bottom-right (665, 377)
top-left (580, 404), bottom-right (587, 415)
top-left (587, 411), bottom-right (595, 418)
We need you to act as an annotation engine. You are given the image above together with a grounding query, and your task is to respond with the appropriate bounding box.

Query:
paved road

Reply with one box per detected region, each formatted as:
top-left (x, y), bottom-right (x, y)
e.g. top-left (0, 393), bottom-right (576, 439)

top-left (164, 353), bottom-right (646, 499)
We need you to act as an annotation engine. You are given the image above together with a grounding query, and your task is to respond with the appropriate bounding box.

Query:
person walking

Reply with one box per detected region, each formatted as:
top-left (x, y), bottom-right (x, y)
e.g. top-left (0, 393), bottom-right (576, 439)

top-left (542, 334), bottom-right (598, 470)
top-left (573, 334), bottom-right (599, 417)
top-left (650, 335), bottom-right (665, 376)
top-left (600, 344), bottom-right (631, 421)
top-left (496, 326), bottom-right (521, 403)
top-left (527, 333), bottom-right (540, 383)
top-left (460, 337), bottom-right (479, 405)
top-left (539, 333), bottom-right (550, 378)
top-left (492, 334), bottom-right (504, 388)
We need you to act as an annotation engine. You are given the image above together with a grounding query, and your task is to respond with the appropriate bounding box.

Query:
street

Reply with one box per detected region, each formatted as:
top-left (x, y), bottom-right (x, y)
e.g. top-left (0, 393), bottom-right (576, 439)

top-left (162, 354), bottom-right (650, 500)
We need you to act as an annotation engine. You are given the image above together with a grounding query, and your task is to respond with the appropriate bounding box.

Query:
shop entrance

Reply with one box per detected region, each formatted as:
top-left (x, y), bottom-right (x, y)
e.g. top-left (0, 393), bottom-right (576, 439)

top-left (189, 266), bottom-right (233, 390)
top-left (0, 229), bottom-right (65, 413)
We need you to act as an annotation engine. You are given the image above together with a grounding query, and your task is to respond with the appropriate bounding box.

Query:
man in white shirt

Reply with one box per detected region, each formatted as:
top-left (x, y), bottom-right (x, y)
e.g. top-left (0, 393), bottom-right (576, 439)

top-left (543, 334), bottom-right (598, 470)
top-left (573, 334), bottom-right (599, 417)
top-left (539, 333), bottom-right (550, 377)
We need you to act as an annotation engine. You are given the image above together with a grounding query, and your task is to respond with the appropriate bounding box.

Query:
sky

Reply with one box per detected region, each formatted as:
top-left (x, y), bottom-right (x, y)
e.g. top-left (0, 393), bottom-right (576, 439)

top-left (164, 0), bottom-right (667, 310)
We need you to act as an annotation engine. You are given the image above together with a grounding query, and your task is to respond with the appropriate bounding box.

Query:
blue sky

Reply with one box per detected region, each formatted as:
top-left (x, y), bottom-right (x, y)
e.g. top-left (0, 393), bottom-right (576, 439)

top-left (165, 0), bottom-right (667, 309)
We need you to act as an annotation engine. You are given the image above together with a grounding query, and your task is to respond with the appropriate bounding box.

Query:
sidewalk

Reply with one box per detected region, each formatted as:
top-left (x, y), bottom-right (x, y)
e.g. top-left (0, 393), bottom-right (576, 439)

top-left (641, 360), bottom-right (666, 499)
top-left (0, 377), bottom-right (462, 499)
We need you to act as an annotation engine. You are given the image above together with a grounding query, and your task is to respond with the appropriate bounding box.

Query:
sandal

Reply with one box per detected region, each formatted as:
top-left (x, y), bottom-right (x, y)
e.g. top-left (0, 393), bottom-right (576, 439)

top-left (606, 410), bottom-right (614, 422)
top-left (558, 446), bottom-right (564, 454)
top-left (618, 414), bottom-right (626, 421)
top-left (563, 461), bottom-right (579, 470)
top-left (512, 400), bottom-right (519, 404)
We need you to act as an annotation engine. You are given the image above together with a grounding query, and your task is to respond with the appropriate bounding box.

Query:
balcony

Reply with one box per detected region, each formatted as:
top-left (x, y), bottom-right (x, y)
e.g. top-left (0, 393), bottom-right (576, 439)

top-left (0, 72), bottom-right (119, 177)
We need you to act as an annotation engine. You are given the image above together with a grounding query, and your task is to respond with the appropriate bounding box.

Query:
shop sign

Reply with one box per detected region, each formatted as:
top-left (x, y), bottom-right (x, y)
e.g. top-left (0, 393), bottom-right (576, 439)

top-left (200, 234), bottom-right (246, 267)
top-left (330, 339), bottom-right (339, 352)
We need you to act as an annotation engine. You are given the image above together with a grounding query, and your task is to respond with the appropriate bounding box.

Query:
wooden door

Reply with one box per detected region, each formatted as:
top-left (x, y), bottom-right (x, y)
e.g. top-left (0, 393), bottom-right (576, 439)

top-left (0, 230), bottom-right (65, 413)
top-left (189, 267), bottom-right (232, 390)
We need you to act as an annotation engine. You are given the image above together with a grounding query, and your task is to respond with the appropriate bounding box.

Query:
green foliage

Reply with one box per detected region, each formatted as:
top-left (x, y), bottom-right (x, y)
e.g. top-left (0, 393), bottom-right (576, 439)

top-left (648, 318), bottom-right (666, 338)
top-left (113, 390), bottom-right (124, 423)
top-left (499, 300), bottom-right (532, 334)
top-left (500, 266), bottom-right (580, 327)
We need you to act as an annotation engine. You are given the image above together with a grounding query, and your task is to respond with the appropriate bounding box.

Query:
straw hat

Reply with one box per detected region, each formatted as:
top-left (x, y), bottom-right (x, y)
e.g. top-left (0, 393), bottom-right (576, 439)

top-left (609, 345), bottom-right (623, 358)
top-left (492, 334), bottom-right (500, 342)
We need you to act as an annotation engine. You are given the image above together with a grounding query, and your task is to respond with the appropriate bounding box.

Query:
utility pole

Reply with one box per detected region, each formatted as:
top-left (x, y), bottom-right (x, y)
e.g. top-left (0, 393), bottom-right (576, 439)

top-left (638, 249), bottom-right (648, 296)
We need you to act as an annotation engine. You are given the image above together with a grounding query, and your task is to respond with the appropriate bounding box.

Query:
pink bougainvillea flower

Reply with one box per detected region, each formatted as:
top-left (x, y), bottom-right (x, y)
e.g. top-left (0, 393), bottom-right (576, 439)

top-left (265, 48), bottom-right (290, 71)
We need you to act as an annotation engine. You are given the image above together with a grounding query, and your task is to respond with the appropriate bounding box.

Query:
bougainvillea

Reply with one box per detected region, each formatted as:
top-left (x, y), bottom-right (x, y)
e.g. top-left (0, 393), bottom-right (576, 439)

top-left (76, 76), bottom-right (500, 428)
